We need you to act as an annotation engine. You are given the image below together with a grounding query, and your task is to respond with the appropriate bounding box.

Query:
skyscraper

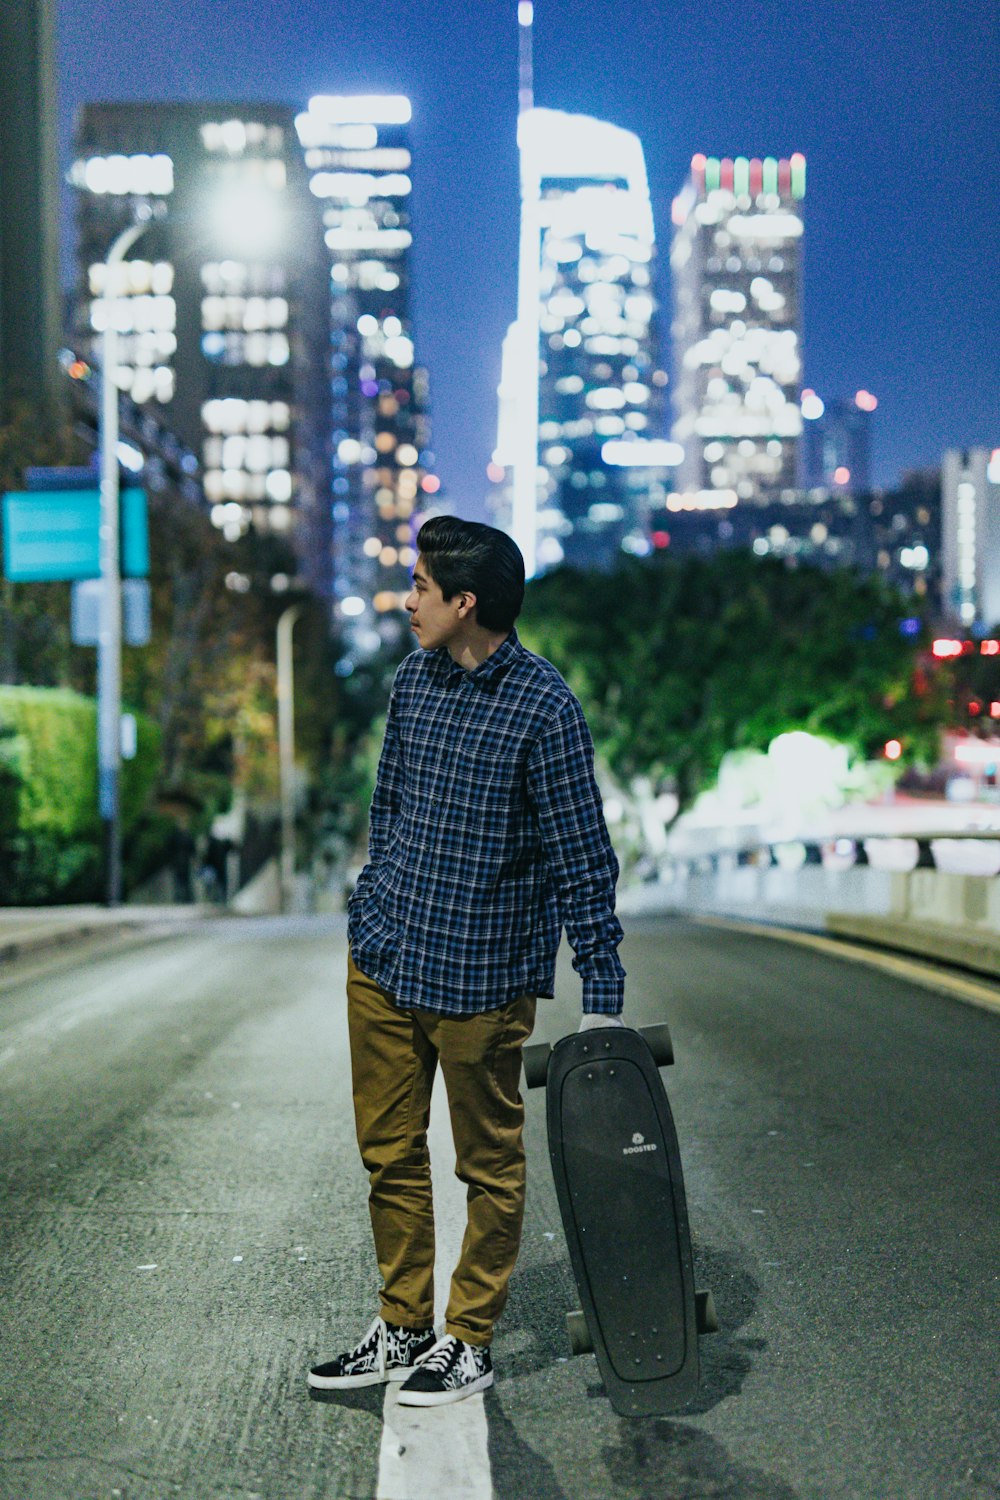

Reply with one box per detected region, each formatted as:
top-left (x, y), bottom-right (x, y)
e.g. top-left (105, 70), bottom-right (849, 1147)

top-left (801, 389), bottom-right (877, 496)
top-left (294, 95), bottom-right (433, 656)
top-left (942, 447), bottom-right (1000, 628)
top-left (0, 0), bottom-right (62, 417)
top-left (863, 470), bottom-right (940, 607)
top-left (671, 154), bottom-right (805, 512)
top-left (494, 106), bottom-right (663, 575)
top-left (70, 102), bottom-right (330, 593)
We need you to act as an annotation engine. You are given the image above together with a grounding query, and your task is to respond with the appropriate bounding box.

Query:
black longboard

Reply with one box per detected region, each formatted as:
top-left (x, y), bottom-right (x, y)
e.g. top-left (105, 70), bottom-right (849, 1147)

top-left (523, 1025), bottom-right (717, 1417)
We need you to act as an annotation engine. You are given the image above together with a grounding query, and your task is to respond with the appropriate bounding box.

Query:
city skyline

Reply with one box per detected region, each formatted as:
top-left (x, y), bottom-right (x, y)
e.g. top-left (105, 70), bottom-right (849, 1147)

top-left (53, 0), bottom-right (1000, 520)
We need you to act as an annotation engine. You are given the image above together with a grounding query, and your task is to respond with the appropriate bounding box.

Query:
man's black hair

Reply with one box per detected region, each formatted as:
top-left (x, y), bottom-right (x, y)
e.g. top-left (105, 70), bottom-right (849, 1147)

top-left (416, 516), bottom-right (525, 633)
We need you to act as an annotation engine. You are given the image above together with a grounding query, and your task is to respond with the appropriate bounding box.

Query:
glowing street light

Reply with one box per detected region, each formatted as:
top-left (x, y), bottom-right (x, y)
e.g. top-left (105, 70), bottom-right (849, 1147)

top-left (209, 183), bottom-right (285, 258)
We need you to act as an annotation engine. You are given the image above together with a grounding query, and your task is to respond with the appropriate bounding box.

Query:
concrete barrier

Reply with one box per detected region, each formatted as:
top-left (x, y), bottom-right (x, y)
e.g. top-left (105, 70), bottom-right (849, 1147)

top-left (623, 855), bottom-right (1000, 982)
top-left (826, 868), bottom-right (1000, 979)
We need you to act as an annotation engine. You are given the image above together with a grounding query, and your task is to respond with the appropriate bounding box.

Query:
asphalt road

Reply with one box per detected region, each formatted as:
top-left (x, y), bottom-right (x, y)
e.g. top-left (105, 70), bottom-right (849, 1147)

top-left (0, 914), bottom-right (997, 1500)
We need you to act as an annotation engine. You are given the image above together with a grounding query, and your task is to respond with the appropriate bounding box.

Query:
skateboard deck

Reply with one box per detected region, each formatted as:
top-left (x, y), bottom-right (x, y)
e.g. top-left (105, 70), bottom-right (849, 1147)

top-left (524, 1025), bottom-right (715, 1417)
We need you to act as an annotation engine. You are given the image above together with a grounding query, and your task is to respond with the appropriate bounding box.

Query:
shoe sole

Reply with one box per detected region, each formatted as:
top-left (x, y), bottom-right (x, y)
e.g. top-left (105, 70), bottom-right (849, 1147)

top-left (307, 1366), bottom-right (414, 1390)
top-left (396, 1371), bottom-right (494, 1407)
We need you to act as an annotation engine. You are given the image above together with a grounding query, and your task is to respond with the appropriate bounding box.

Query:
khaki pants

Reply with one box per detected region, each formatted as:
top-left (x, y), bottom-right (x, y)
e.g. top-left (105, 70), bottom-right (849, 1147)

top-left (346, 948), bottom-right (537, 1347)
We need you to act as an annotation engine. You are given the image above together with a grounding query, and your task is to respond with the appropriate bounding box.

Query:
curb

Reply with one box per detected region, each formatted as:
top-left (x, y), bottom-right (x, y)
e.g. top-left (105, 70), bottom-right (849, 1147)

top-left (0, 909), bottom-right (218, 967)
top-left (825, 911), bottom-right (1000, 983)
top-left (687, 912), bottom-right (1000, 1017)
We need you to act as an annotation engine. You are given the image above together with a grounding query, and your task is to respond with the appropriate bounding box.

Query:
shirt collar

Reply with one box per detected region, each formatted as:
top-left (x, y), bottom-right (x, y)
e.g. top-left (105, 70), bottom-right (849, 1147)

top-left (429, 626), bottom-right (523, 685)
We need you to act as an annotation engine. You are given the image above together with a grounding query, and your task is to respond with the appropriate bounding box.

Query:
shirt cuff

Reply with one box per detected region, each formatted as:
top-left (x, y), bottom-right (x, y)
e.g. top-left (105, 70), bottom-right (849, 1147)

top-left (581, 964), bottom-right (625, 1016)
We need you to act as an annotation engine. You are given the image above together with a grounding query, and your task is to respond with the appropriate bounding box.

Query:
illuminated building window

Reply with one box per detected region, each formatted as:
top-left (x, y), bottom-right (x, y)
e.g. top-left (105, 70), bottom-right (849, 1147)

top-left (72, 153), bottom-right (174, 196)
top-left (201, 295), bottom-right (289, 331)
top-left (200, 120), bottom-right (285, 154)
top-left (199, 331), bottom-right (290, 367)
top-left (88, 260), bottom-right (174, 298)
top-left (265, 470), bottom-right (292, 502)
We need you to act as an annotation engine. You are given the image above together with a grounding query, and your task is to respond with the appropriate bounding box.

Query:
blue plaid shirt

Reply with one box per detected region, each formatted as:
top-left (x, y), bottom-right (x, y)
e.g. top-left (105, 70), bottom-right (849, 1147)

top-left (347, 626), bottom-right (626, 1016)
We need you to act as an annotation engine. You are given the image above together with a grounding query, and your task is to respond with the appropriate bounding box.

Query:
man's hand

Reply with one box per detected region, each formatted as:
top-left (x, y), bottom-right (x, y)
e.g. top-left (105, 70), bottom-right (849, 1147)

top-left (578, 1012), bottom-right (626, 1031)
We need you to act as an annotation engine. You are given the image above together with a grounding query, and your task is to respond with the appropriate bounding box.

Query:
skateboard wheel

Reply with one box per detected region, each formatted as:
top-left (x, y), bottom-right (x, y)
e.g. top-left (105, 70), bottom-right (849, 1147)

top-left (696, 1289), bottom-right (719, 1334)
top-left (522, 1042), bottom-right (552, 1089)
top-left (566, 1309), bottom-right (593, 1355)
top-left (639, 1022), bottom-right (675, 1067)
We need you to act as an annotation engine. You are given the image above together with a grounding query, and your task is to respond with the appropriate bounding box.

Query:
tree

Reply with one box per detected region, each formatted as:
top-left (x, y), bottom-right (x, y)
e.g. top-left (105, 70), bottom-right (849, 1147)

top-left (933, 635), bottom-right (1000, 732)
top-left (0, 400), bottom-right (353, 889)
top-left (518, 550), bottom-right (948, 816)
top-left (0, 395), bottom-right (425, 901)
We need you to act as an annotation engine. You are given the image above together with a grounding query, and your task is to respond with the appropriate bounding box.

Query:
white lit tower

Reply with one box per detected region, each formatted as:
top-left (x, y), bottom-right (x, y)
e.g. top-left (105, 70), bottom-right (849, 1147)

top-left (942, 447), bottom-right (1000, 629)
top-left (492, 3), bottom-right (665, 575)
top-left (295, 95), bottom-right (435, 658)
top-left (671, 153), bottom-right (806, 511)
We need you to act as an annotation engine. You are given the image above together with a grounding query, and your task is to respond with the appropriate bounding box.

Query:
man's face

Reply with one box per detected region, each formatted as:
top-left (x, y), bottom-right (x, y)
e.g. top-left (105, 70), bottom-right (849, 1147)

top-left (404, 556), bottom-right (468, 651)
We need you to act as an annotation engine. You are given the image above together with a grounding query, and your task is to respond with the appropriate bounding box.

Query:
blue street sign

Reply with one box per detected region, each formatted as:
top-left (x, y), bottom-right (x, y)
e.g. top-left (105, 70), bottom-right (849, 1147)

top-left (121, 489), bottom-right (149, 578)
top-left (25, 466), bottom-right (101, 492)
top-left (1, 489), bottom-right (149, 581)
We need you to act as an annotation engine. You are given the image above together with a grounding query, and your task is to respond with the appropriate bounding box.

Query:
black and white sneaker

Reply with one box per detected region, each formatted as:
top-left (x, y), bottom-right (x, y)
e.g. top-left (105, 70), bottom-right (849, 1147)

top-left (396, 1334), bottom-right (494, 1407)
top-left (308, 1316), bottom-right (437, 1390)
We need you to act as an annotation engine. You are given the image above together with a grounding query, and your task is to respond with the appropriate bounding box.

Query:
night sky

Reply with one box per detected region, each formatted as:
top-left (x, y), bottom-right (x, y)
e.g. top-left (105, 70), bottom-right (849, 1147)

top-left (58, 0), bottom-right (999, 518)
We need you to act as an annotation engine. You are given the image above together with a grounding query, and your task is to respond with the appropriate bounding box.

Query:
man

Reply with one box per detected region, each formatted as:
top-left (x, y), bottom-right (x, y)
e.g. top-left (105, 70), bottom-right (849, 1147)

top-left (308, 517), bottom-right (626, 1407)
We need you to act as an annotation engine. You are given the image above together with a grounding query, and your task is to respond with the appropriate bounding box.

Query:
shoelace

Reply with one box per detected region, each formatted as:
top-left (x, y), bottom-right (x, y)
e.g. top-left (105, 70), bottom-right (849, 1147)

top-left (344, 1317), bottom-right (383, 1366)
top-left (415, 1337), bottom-right (461, 1375)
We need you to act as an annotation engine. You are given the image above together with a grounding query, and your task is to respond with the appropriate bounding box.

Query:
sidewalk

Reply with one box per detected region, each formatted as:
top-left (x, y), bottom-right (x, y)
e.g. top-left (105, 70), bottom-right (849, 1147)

top-left (0, 904), bottom-right (213, 965)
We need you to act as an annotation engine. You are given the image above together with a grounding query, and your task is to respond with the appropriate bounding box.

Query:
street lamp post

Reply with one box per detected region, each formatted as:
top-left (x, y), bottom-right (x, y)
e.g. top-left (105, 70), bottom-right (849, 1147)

top-left (277, 604), bottom-right (302, 911)
top-left (99, 220), bottom-right (148, 906)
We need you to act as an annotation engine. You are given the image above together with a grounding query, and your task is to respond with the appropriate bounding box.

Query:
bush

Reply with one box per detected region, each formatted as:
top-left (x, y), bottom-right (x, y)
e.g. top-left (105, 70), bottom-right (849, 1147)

top-left (0, 685), bottom-right (160, 903)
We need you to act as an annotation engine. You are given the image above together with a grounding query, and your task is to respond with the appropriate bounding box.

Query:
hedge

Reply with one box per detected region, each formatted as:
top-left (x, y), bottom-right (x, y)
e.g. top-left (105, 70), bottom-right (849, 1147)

top-left (0, 685), bottom-right (161, 901)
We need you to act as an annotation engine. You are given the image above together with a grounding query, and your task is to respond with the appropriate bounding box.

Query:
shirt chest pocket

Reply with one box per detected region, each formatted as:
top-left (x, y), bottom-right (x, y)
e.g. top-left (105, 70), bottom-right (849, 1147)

top-left (444, 719), bottom-right (532, 820)
top-left (403, 695), bottom-right (530, 808)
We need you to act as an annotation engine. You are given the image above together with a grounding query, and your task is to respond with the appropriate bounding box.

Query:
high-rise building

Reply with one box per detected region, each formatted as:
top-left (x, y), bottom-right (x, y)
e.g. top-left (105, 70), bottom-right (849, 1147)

top-left (0, 0), bottom-right (62, 417)
top-left (942, 447), bottom-right (1000, 628)
top-left (864, 469), bottom-right (940, 607)
top-left (294, 95), bottom-right (433, 656)
top-left (494, 106), bottom-right (664, 575)
top-left (801, 389), bottom-right (877, 495)
top-left (70, 102), bottom-right (331, 594)
top-left (670, 154), bottom-right (805, 511)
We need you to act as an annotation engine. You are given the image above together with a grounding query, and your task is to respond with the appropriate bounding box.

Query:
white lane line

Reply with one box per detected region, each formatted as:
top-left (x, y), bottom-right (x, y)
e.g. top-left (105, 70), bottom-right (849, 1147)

top-left (692, 913), bottom-right (1000, 1014)
top-left (377, 1071), bottom-right (493, 1500)
top-left (379, 1390), bottom-right (492, 1500)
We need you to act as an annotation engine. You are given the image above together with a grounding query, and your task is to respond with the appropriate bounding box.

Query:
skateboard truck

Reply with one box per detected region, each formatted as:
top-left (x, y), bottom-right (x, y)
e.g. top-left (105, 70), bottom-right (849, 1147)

top-left (524, 1023), bottom-right (718, 1417)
